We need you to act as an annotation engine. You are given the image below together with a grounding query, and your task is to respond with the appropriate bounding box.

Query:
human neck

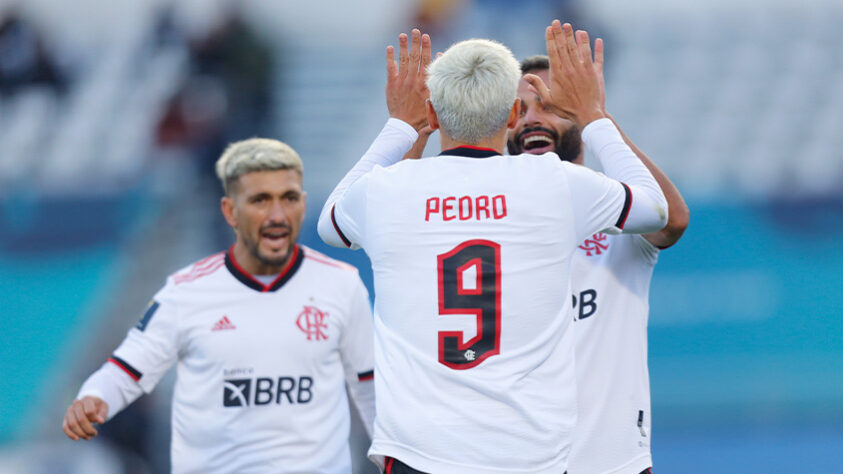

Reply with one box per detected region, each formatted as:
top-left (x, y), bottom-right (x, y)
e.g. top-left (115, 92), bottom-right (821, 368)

top-left (231, 241), bottom-right (290, 276)
top-left (440, 130), bottom-right (508, 155)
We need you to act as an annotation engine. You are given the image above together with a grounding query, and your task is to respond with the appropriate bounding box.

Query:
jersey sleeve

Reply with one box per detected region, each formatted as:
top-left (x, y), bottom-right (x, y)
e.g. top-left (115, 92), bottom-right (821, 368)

top-left (581, 118), bottom-right (668, 234)
top-left (564, 163), bottom-right (632, 243)
top-left (110, 283), bottom-right (181, 394)
top-left (328, 172), bottom-right (373, 250)
top-left (317, 118), bottom-right (417, 249)
top-left (76, 282), bottom-right (182, 419)
top-left (338, 277), bottom-right (375, 437)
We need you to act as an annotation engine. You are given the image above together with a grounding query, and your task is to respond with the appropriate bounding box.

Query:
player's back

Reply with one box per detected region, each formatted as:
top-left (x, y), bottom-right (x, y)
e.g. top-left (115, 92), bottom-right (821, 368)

top-left (363, 150), bottom-right (589, 473)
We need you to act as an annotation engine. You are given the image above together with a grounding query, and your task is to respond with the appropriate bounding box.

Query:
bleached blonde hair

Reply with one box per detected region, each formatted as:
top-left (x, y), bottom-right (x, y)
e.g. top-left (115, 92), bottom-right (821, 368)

top-left (427, 39), bottom-right (521, 144)
top-left (215, 138), bottom-right (303, 195)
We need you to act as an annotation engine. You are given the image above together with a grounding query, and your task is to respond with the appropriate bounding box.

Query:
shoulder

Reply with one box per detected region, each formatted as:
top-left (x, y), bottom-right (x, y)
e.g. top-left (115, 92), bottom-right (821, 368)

top-left (301, 246), bottom-right (359, 275)
top-left (168, 251), bottom-right (227, 288)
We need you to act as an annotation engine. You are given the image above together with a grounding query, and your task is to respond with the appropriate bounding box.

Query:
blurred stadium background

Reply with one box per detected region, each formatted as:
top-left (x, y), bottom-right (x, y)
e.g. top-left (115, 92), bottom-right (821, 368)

top-left (1, 0), bottom-right (841, 472)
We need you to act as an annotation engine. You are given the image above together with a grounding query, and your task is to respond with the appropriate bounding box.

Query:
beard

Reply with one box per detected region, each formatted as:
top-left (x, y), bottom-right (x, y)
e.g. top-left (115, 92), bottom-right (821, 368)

top-left (507, 124), bottom-right (582, 162)
top-left (242, 224), bottom-right (295, 269)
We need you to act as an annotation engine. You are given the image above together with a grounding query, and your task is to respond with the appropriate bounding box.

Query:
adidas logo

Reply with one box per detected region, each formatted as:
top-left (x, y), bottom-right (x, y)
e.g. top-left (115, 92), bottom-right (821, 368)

top-left (212, 316), bottom-right (236, 331)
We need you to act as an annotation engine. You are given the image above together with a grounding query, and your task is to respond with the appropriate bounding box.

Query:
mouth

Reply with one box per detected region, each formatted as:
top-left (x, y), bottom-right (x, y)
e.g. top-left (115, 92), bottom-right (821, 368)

top-left (260, 228), bottom-right (290, 250)
top-left (520, 132), bottom-right (555, 155)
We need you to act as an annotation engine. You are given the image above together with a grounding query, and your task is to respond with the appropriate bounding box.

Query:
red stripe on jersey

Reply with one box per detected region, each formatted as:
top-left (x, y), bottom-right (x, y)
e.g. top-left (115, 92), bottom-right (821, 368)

top-left (227, 244), bottom-right (301, 292)
top-left (174, 258), bottom-right (225, 285)
top-left (108, 357), bottom-right (140, 382)
top-left (331, 204), bottom-right (352, 247)
top-left (616, 183), bottom-right (632, 229)
top-left (304, 251), bottom-right (355, 272)
top-left (173, 252), bottom-right (225, 285)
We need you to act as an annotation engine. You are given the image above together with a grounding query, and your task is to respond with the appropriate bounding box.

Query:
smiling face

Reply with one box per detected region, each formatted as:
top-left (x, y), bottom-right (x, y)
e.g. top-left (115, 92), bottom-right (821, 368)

top-left (221, 169), bottom-right (306, 275)
top-left (506, 69), bottom-right (583, 163)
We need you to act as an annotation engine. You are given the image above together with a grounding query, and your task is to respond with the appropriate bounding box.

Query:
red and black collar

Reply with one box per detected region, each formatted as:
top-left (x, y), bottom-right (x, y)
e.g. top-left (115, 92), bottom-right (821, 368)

top-left (439, 146), bottom-right (501, 158)
top-left (224, 244), bottom-right (304, 292)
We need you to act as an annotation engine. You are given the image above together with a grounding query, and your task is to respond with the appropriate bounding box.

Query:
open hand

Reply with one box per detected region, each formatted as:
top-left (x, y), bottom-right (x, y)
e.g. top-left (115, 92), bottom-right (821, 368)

top-left (523, 21), bottom-right (606, 129)
top-left (62, 396), bottom-right (108, 441)
top-left (386, 29), bottom-right (432, 131)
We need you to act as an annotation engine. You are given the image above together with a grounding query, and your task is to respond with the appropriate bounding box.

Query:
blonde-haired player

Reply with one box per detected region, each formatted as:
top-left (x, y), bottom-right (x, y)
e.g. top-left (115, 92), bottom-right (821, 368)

top-left (319, 23), bottom-right (668, 473)
top-left (63, 138), bottom-right (376, 473)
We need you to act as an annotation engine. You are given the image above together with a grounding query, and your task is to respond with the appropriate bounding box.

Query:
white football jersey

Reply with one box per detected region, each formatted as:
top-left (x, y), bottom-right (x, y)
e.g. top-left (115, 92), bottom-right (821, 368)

top-left (568, 233), bottom-right (658, 474)
top-left (331, 147), bottom-right (632, 473)
top-left (96, 245), bottom-right (374, 474)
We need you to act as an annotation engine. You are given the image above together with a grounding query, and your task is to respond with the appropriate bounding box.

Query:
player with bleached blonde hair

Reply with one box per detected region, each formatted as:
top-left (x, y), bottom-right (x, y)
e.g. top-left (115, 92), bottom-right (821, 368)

top-left (319, 23), bottom-right (668, 473)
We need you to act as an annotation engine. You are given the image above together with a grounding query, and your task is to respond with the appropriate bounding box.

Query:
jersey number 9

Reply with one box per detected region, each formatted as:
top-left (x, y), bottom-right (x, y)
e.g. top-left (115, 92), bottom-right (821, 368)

top-left (436, 240), bottom-right (501, 369)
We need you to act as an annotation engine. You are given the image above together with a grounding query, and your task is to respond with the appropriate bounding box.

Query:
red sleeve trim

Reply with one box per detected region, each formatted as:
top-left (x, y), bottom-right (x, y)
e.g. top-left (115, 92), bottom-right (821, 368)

top-left (616, 183), bottom-right (632, 229)
top-left (108, 356), bottom-right (141, 382)
top-left (331, 204), bottom-right (352, 247)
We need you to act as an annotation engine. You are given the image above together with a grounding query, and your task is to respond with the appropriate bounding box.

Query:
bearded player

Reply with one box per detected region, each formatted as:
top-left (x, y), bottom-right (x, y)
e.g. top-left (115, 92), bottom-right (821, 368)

top-left (507, 50), bottom-right (690, 474)
top-left (318, 24), bottom-right (669, 473)
top-left (62, 139), bottom-right (376, 473)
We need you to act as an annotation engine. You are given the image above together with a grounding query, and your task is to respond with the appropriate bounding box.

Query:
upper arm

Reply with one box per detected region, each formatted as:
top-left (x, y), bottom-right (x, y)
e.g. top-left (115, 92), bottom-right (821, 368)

top-left (564, 163), bottom-right (630, 242)
top-left (111, 286), bottom-right (181, 393)
top-left (319, 172), bottom-right (372, 250)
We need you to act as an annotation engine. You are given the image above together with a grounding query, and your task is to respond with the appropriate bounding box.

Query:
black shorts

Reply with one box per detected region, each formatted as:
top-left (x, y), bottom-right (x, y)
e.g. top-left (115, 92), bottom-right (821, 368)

top-left (383, 457), bottom-right (426, 474)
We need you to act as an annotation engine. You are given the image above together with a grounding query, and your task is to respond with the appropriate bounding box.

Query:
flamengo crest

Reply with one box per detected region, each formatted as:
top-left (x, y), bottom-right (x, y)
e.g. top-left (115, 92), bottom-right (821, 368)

top-left (579, 233), bottom-right (609, 257)
top-left (296, 305), bottom-right (329, 341)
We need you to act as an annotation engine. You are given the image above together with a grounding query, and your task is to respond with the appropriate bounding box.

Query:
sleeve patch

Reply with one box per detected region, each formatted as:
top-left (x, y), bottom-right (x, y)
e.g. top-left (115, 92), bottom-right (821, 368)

top-left (357, 370), bottom-right (374, 382)
top-left (136, 300), bottom-right (160, 332)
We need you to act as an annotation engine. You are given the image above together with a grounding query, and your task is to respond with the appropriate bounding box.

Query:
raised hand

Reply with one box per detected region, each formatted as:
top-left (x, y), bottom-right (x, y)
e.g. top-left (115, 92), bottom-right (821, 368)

top-left (523, 21), bottom-right (606, 129)
top-left (385, 29), bottom-right (432, 131)
top-left (62, 395), bottom-right (108, 441)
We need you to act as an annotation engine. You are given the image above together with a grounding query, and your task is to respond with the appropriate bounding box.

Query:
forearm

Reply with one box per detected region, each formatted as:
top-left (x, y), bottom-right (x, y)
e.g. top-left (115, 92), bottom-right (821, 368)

top-left (77, 362), bottom-right (144, 421)
top-left (582, 118), bottom-right (668, 233)
top-left (317, 118), bottom-right (417, 247)
top-left (608, 115), bottom-right (689, 245)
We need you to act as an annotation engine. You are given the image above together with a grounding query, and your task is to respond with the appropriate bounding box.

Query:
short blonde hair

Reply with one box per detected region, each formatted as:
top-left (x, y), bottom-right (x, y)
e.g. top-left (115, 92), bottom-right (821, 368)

top-left (427, 39), bottom-right (520, 144)
top-left (215, 138), bottom-right (303, 195)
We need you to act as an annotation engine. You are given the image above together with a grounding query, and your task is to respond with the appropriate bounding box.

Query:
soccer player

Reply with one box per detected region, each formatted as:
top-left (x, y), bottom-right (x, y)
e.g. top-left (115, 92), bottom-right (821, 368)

top-left (507, 50), bottom-right (689, 474)
top-left (318, 23), bottom-right (668, 473)
top-left (62, 139), bottom-right (376, 473)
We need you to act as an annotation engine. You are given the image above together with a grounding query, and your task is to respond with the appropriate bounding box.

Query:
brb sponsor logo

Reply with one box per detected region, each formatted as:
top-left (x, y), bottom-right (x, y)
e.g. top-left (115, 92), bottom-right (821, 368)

top-left (223, 376), bottom-right (314, 407)
top-left (296, 305), bottom-right (329, 341)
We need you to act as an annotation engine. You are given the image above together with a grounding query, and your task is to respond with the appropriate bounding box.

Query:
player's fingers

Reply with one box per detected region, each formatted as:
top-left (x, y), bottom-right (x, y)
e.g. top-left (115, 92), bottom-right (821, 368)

top-left (73, 402), bottom-right (98, 438)
top-left (523, 73), bottom-right (552, 103)
top-left (65, 409), bottom-right (89, 440)
top-left (83, 397), bottom-right (106, 424)
top-left (563, 23), bottom-right (583, 64)
top-left (545, 25), bottom-right (562, 71)
top-left (62, 417), bottom-right (80, 441)
top-left (594, 38), bottom-right (604, 73)
top-left (577, 30), bottom-right (593, 66)
top-left (398, 33), bottom-right (409, 78)
top-left (97, 402), bottom-right (108, 424)
top-left (420, 33), bottom-right (432, 71)
top-left (436, 51), bottom-right (443, 59)
top-left (409, 29), bottom-right (421, 72)
top-left (386, 45), bottom-right (397, 80)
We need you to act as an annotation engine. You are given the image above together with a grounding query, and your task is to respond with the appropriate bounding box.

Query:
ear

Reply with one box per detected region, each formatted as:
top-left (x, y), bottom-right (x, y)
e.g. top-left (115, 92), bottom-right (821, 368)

top-left (506, 98), bottom-right (522, 130)
top-left (221, 196), bottom-right (237, 229)
top-left (425, 100), bottom-right (440, 131)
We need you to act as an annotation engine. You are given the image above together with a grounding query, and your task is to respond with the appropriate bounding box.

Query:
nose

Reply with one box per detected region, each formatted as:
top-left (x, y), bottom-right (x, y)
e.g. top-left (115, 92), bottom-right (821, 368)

top-left (522, 105), bottom-right (543, 128)
top-left (267, 199), bottom-right (288, 224)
